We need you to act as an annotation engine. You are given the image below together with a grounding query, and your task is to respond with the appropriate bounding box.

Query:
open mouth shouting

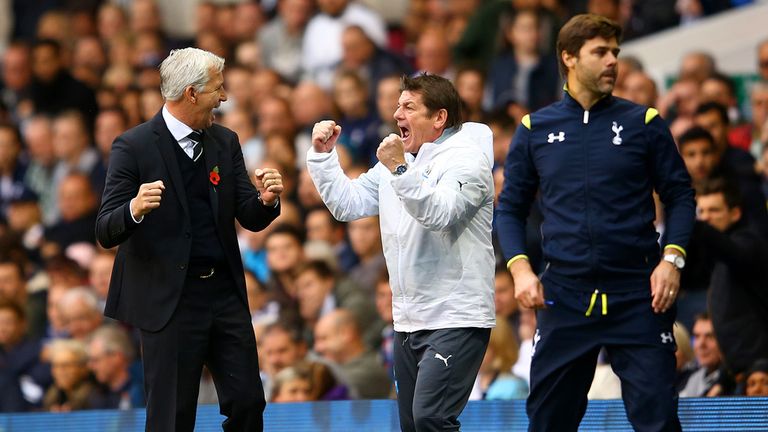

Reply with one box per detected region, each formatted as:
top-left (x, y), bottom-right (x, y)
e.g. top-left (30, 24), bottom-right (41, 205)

top-left (399, 124), bottom-right (411, 142)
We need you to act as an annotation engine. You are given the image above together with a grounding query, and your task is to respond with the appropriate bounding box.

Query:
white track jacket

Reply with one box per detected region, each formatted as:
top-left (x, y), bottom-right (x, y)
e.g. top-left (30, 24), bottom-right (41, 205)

top-left (306, 122), bottom-right (496, 332)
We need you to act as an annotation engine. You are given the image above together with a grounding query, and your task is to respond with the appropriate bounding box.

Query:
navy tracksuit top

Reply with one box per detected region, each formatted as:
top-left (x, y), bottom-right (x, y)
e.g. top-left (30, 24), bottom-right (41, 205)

top-left (496, 91), bottom-right (696, 291)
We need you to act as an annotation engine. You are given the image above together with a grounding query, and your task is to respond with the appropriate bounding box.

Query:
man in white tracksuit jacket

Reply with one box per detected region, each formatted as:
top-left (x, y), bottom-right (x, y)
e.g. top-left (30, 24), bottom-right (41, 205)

top-left (306, 74), bottom-right (495, 431)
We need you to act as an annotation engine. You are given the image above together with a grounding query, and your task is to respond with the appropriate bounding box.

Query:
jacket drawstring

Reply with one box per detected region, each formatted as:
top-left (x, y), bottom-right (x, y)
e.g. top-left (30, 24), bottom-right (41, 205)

top-left (585, 289), bottom-right (608, 316)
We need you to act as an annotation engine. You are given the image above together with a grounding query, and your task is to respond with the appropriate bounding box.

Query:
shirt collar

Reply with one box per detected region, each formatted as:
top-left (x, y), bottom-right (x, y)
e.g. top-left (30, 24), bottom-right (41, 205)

top-left (162, 105), bottom-right (196, 142)
top-left (433, 125), bottom-right (460, 145)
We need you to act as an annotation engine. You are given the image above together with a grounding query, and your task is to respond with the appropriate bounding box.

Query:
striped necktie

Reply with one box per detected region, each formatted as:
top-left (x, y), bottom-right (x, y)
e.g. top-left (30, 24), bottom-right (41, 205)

top-left (187, 130), bottom-right (204, 162)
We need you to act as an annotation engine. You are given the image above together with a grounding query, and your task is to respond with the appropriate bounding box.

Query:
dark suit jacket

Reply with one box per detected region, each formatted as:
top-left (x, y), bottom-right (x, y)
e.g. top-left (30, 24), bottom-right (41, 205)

top-left (96, 111), bottom-right (279, 331)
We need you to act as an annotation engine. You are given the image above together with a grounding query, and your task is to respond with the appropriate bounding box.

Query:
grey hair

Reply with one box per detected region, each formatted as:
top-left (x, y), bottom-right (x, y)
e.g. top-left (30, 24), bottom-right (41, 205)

top-left (91, 325), bottom-right (136, 361)
top-left (48, 338), bottom-right (88, 364)
top-left (59, 287), bottom-right (100, 313)
top-left (159, 48), bottom-right (225, 101)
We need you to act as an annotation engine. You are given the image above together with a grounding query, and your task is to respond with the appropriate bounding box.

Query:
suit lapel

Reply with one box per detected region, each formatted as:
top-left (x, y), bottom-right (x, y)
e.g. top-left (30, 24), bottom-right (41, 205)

top-left (202, 130), bottom-right (220, 225)
top-left (152, 113), bottom-right (190, 217)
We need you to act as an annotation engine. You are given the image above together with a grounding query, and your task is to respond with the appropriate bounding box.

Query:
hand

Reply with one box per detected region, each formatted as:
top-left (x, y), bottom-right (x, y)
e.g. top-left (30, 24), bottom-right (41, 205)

top-left (131, 180), bottom-right (165, 218)
top-left (376, 133), bottom-right (406, 172)
top-left (311, 120), bottom-right (341, 153)
top-left (254, 168), bottom-right (283, 206)
top-left (509, 259), bottom-right (545, 309)
top-left (650, 259), bottom-right (680, 313)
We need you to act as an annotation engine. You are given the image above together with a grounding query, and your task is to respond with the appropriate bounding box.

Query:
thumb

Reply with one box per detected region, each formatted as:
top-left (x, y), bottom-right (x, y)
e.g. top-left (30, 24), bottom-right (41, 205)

top-left (254, 169), bottom-right (264, 178)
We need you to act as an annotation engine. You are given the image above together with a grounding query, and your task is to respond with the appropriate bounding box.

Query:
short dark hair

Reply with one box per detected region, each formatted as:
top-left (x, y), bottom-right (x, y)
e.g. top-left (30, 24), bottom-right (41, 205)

top-left (695, 177), bottom-right (741, 210)
top-left (0, 122), bottom-right (22, 146)
top-left (294, 259), bottom-right (336, 281)
top-left (0, 297), bottom-right (26, 322)
top-left (695, 101), bottom-right (729, 126)
top-left (266, 223), bottom-right (305, 245)
top-left (678, 126), bottom-right (715, 152)
top-left (32, 38), bottom-right (62, 57)
top-left (263, 321), bottom-right (304, 344)
top-left (705, 72), bottom-right (736, 98)
top-left (557, 14), bottom-right (623, 78)
top-left (400, 74), bottom-right (462, 130)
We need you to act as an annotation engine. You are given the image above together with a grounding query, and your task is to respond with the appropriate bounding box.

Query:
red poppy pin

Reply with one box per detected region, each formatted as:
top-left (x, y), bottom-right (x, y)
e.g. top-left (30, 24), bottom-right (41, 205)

top-left (209, 166), bottom-right (220, 186)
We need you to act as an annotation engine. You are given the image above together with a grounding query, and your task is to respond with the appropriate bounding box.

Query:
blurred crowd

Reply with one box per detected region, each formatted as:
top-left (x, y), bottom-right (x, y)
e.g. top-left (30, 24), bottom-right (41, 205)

top-left (0, 0), bottom-right (767, 414)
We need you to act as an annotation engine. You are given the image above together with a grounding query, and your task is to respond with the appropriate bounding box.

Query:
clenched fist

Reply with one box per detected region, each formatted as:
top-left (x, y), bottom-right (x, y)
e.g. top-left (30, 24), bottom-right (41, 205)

top-left (254, 168), bottom-right (283, 206)
top-left (131, 180), bottom-right (165, 219)
top-left (311, 120), bottom-right (341, 153)
top-left (376, 134), bottom-right (406, 172)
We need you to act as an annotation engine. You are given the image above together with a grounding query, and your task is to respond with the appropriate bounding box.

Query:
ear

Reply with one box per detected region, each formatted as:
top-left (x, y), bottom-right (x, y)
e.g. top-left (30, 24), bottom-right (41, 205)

top-left (433, 108), bottom-right (448, 130)
top-left (562, 50), bottom-right (576, 71)
top-left (184, 85), bottom-right (196, 104)
top-left (729, 206), bottom-right (742, 224)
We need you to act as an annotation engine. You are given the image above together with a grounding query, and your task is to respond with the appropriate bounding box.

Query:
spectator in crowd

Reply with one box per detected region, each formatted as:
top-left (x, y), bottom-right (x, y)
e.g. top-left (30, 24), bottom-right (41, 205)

top-left (1, 42), bottom-right (32, 120)
top-left (414, 28), bottom-right (455, 80)
top-left (22, 115), bottom-right (57, 226)
top-left (259, 0), bottom-right (313, 84)
top-left (374, 268), bottom-right (394, 383)
top-left (57, 287), bottom-right (103, 342)
top-left (87, 249), bottom-right (115, 310)
top-left (680, 313), bottom-right (724, 397)
top-left (620, 71), bottom-right (658, 107)
top-left (264, 224), bottom-right (306, 315)
top-left (678, 126), bottom-right (717, 184)
top-left (87, 325), bottom-right (144, 409)
top-left (261, 322), bottom-right (308, 379)
top-left (5, 190), bottom-right (45, 263)
top-left (304, 206), bottom-right (357, 272)
top-left (674, 323), bottom-right (697, 392)
top-left (455, 67), bottom-right (486, 122)
top-left (694, 102), bottom-right (768, 236)
top-left (693, 179), bottom-right (768, 377)
top-left (313, 308), bottom-right (391, 399)
top-left (470, 317), bottom-right (528, 401)
top-left (29, 39), bottom-right (98, 125)
top-left (246, 269), bottom-right (279, 332)
top-left (43, 338), bottom-right (99, 412)
top-left (269, 364), bottom-right (312, 402)
top-left (0, 298), bottom-right (50, 412)
top-left (338, 25), bottom-right (412, 100)
top-left (657, 78), bottom-right (700, 123)
top-left (758, 39), bottom-right (768, 82)
top-left (93, 108), bottom-right (129, 170)
top-left (488, 8), bottom-right (560, 112)
top-left (50, 110), bottom-right (105, 202)
top-left (290, 82), bottom-right (333, 167)
top-left (42, 173), bottom-right (98, 258)
top-left (745, 359), bottom-right (768, 397)
top-left (332, 70), bottom-right (381, 166)
top-left (0, 257), bottom-right (46, 340)
top-left (493, 263), bottom-right (519, 331)
top-left (749, 81), bottom-right (768, 157)
top-left (0, 122), bottom-right (27, 217)
top-left (294, 259), bottom-right (379, 347)
top-left (374, 75), bottom-right (401, 140)
top-left (301, 0), bottom-right (387, 89)
top-left (678, 51), bottom-right (716, 86)
top-left (346, 216), bottom-right (385, 292)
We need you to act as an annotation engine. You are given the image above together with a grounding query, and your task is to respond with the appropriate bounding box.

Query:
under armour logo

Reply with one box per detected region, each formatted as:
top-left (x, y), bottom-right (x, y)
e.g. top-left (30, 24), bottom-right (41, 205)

top-left (612, 121), bottom-right (623, 145)
top-left (457, 180), bottom-right (468, 191)
top-left (434, 353), bottom-right (453, 367)
top-left (531, 329), bottom-right (541, 356)
top-left (660, 332), bottom-right (674, 344)
top-left (547, 132), bottom-right (565, 143)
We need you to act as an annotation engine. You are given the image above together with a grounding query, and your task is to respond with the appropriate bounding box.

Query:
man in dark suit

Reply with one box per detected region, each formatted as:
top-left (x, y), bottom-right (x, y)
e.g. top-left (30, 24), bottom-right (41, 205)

top-left (96, 48), bottom-right (283, 432)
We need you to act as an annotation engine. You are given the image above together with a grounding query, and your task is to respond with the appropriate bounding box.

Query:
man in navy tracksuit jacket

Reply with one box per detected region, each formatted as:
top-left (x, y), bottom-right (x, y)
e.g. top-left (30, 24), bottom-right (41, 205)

top-left (496, 15), bottom-right (695, 432)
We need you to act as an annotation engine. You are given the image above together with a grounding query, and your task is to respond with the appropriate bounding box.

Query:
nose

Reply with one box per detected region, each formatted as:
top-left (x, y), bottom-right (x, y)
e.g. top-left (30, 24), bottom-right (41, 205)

top-left (393, 105), bottom-right (404, 121)
top-left (220, 88), bottom-right (228, 102)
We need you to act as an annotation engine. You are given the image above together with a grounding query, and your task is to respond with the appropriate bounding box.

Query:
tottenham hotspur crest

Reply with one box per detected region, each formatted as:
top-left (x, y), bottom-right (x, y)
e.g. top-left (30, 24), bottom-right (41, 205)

top-left (612, 121), bottom-right (623, 145)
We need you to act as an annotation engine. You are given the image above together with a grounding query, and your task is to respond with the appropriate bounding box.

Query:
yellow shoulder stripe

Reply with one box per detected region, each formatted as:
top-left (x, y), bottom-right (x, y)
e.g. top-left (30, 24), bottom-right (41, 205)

top-left (521, 114), bottom-right (531, 130)
top-left (645, 108), bottom-right (659, 124)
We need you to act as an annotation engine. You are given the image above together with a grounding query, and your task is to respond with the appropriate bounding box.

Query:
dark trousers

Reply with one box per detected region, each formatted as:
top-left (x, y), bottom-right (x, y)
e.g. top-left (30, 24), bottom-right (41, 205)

top-left (140, 268), bottom-right (265, 432)
top-left (394, 327), bottom-right (490, 432)
top-left (527, 277), bottom-right (681, 432)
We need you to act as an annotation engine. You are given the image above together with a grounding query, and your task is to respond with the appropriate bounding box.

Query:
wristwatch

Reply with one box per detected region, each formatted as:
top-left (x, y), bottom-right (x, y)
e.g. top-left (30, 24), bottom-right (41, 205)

top-left (392, 163), bottom-right (408, 176)
top-left (663, 254), bottom-right (685, 271)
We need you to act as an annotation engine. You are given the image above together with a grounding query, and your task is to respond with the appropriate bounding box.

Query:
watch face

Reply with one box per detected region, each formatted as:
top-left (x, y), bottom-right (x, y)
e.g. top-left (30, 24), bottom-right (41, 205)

top-left (675, 256), bottom-right (685, 269)
top-left (394, 165), bottom-right (407, 175)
